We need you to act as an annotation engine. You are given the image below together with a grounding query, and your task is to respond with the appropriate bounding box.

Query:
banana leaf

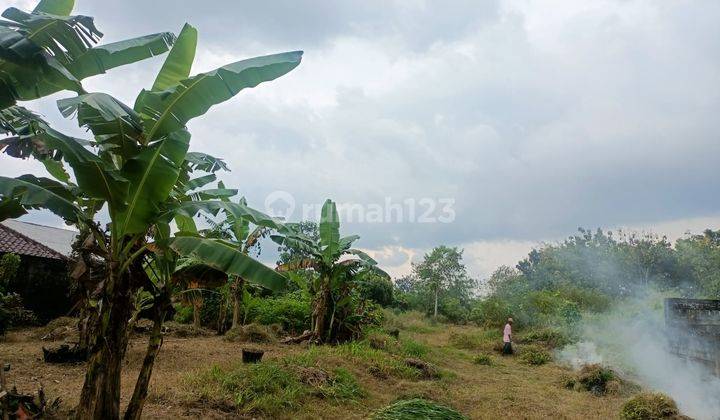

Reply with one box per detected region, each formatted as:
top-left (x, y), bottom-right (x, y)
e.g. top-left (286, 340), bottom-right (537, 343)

top-left (116, 129), bottom-right (190, 234)
top-left (0, 174), bottom-right (81, 222)
top-left (136, 50), bottom-right (303, 140)
top-left (170, 236), bottom-right (286, 292)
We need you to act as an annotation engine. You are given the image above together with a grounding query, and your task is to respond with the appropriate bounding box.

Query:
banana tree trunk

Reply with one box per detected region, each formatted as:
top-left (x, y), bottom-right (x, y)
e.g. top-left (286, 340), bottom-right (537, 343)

top-left (123, 295), bottom-right (168, 420)
top-left (312, 277), bottom-right (331, 341)
top-left (76, 265), bottom-right (133, 419)
top-left (232, 293), bottom-right (241, 329)
top-left (192, 300), bottom-right (201, 329)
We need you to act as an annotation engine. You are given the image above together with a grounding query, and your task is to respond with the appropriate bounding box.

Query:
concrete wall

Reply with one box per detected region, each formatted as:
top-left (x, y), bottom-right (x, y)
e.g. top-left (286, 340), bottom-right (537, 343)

top-left (665, 298), bottom-right (720, 375)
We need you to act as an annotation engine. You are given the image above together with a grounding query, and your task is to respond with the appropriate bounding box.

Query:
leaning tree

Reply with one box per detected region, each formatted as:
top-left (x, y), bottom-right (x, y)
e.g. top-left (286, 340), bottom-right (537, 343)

top-left (274, 199), bottom-right (387, 343)
top-left (0, 3), bottom-right (302, 418)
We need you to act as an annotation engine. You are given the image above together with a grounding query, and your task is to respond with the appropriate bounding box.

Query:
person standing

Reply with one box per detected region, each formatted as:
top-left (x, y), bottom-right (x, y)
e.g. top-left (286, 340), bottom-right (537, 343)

top-left (502, 317), bottom-right (514, 355)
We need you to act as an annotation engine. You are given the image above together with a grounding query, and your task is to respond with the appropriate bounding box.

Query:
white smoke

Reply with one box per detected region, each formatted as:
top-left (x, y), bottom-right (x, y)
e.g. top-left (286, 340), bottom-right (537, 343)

top-left (557, 290), bottom-right (720, 420)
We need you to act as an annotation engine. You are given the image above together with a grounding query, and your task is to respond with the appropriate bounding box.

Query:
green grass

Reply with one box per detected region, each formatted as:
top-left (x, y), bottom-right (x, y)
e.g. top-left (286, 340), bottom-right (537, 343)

top-left (473, 353), bottom-right (494, 366)
top-left (185, 357), bottom-right (366, 416)
top-left (372, 398), bottom-right (467, 420)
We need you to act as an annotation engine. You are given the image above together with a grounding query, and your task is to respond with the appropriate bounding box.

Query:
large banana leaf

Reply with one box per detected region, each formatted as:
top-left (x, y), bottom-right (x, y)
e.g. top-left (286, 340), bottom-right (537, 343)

top-left (136, 50), bottom-right (303, 140)
top-left (116, 129), bottom-right (190, 234)
top-left (169, 236), bottom-right (286, 292)
top-left (33, 0), bottom-right (74, 16)
top-left (319, 199), bottom-right (340, 259)
top-left (165, 199), bottom-right (286, 233)
top-left (2, 8), bottom-right (102, 62)
top-left (0, 174), bottom-right (81, 222)
top-left (66, 32), bottom-right (175, 80)
top-left (150, 23), bottom-right (196, 92)
top-left (32, 122), bottom-right (128, 207)
top-left (58, 92), bottom-right (143, 159)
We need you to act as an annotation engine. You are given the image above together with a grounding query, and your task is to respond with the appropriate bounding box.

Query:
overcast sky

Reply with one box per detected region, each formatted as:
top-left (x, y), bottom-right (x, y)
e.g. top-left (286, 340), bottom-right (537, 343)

top-left (3, 0), bottom-right (720, 280)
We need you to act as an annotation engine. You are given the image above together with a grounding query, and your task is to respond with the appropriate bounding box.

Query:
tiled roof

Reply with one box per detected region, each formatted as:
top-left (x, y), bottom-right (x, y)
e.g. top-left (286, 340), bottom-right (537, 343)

top-left (0, 222), bottom-right (70, 260)
top-left (2, 220), bottom-right (77, 256)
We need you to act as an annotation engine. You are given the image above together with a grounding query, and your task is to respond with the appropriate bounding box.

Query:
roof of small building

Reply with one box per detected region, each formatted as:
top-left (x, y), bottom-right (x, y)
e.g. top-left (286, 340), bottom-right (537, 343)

top-left (0, 220), bottom-right (77, 260)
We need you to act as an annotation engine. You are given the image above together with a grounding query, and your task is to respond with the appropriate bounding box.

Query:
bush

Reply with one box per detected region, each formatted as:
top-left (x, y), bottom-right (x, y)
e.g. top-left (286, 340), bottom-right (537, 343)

top-left (439, 297), bottom-right (470, 324)
top-left (469, 296), bottom-right (512, 328)
top-left (473, 353), bottom-right (493, 366)
top-left (356, 272), bottom-right (394, 307)
top-left (564, 364), bottom-right (615, 395)
top-left (246, 291), bottom-right (310, 333)
top-left (173, 304), bottom-right (194, 324)
top-left (620, 393), bottom-right (680, 420)
top-left (224, 323), bottom-right (278, 343)
top-left (518, 327), bottom-right (572, 349)
top-left (519, 345), bottom-right (552, 365)
top-left (372, 398), bottom-right (466, 420)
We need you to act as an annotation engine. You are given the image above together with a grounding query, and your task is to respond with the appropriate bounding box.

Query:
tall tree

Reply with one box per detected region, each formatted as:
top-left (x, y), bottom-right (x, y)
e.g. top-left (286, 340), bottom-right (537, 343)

top-left (413, 246), bottom-right (474, 318)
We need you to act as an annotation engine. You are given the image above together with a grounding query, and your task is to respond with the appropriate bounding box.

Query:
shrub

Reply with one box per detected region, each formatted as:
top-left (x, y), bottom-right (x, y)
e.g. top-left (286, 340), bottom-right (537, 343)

top-left (356, 272), bottom-right (394, 307)
top-left (246, 291), bottom-right (310, 333)
top-left (224, 323), bottom-right (277, 343)
top-left (519, 327), bottom-right (572, 349)
top-left (565, 364), bottom-right (615, 395)
top-left (469, 296), bottom-right (512, 328)
top-left (366, 330), bottom-right (398, 351)
top-left (519, 345), bottom-right (552, 365)
top-left (173, 304), bottom-right (194, 324)
top-left (439, 297), bottom-right (470, 324)
top-left (372, 398), bottom-right (466, 420)
top-left (620, 393), bottom-right (680, 420)
top-left (473, 353), bottom-right (493, 366)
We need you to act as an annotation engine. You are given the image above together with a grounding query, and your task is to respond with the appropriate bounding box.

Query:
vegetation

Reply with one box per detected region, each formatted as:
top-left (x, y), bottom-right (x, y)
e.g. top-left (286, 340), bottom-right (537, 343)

top-left (274, 199), bottom-right (388, 343)
top-left (620, 393), bottom-right (681, 420)
top-left (372, 399), bottom-right (467, 420)
top-left (0, 1), bottom-right (302, 417)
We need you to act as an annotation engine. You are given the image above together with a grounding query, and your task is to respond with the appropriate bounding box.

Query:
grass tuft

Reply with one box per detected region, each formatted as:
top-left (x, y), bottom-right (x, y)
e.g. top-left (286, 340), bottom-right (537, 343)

top-left (372, 398), bottom-right (466, 420)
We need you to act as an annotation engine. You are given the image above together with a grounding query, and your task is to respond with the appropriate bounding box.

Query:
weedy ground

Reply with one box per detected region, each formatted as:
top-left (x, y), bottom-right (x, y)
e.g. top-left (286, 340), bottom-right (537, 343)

top-left (1, 312), bottom-right (636, 419)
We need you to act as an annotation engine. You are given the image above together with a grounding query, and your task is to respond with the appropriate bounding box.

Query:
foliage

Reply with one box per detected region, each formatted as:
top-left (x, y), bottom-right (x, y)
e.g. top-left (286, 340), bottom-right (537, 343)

top-left (620, 393), bottom-right (680, 420)
top-left (186, 360), bottom-right (365, 416)
top-left (273, 201), bottom-right (388, 342)
top-left (356, 270), bottom-right (394, 306)
top-left (517, 327), bottom-right (572, 349)
top-left (0, 1), bottom-right (303, 416)
top-left (396, 246), bottom-right (476, 320)
top-left (0, 253), bottom-right (20, 291)
top-left (473, 353), bottom-right (494, 366)
top-left (372, 398), bottom-right (466, 420)
top-left (246, 290), bottom-right (311, 333)
top-left (564, 364), bottom-right (617, 395)
top-left (519, 345), bottom-right (552, 365)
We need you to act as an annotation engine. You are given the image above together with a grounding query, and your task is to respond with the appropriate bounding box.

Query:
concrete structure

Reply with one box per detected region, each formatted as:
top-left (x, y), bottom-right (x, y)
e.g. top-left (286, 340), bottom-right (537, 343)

top-left (665, 298), bottom-right (720, 376)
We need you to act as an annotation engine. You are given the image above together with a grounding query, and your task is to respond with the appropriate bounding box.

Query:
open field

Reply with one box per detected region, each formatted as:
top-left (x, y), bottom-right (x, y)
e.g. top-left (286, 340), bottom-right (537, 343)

top-left (1, 315), bottom-right (636, 419)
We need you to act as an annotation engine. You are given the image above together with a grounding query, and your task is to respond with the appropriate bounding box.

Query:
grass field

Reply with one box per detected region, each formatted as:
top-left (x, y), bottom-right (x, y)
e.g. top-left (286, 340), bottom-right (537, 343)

top-left (0, 313), bottom-right (639, 419)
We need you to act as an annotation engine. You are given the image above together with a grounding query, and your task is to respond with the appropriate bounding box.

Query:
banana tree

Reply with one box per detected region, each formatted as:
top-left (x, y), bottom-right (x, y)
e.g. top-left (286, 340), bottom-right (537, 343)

top-left (197, 195), bottom-right (273, 330)
top-left (273, 199), bottom-right (387, 343)
top-left (0, 13), bottom-right (302, 419)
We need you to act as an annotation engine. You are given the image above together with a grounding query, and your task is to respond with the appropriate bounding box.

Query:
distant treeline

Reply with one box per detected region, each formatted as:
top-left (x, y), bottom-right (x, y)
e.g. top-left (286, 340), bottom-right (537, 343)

top-left (393, 228), bottom-right (720, 328)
